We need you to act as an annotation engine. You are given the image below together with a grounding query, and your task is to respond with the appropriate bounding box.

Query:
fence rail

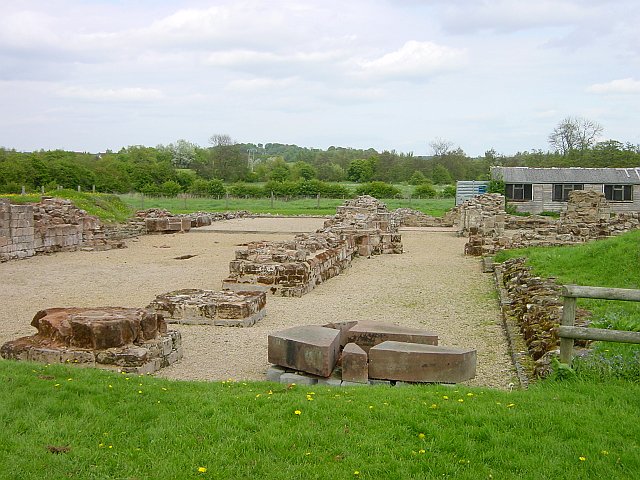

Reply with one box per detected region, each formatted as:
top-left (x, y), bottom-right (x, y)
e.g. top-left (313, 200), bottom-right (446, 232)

top-left (559, 285), bottom-right (640, 364)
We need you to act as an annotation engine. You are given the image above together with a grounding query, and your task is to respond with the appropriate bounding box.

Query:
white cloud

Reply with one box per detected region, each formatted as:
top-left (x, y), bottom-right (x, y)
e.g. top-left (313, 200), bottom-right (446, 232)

top-left (56, 86), bottom-right (165, 102)
top-left (357, 41), bottom-right (466, 80)
top-left (587, 78), bottom-right (640, 95)
top-left (226, 77), bottom-right (299, 92)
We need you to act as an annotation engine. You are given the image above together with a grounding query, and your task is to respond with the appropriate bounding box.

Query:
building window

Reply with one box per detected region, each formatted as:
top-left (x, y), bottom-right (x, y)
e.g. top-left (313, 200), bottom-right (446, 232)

top-left (604, 184), bottom-right (633, 202)
top-left (552, 184), bottom-right (583, 202)
top-left (505, 183), bottom-right (532, 201)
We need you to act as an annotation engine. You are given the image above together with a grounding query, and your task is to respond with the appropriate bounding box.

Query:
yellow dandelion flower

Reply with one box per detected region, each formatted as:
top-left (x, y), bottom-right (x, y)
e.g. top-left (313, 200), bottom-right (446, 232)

top-left (419, 449), bottom-right (426, 454)
top-left (443, 395), bottom-right (449, 400)
top-left (198, 467), bottom-right (207, 473)
top-left (256, 394), bottom-right (261, 398)
top-left (294, 410), bottom-right (302, 415)
top-left (268, 390), bottom-right (273, 395)
top-left (54, 384), bottom-right (60, 387)
top-left (579, 456), bottom-right (586, 461)
top-left (601, 450), bottom-right (609, 455)
top-left (458, 399), bottom-right (464, 403)
top-left (466, 393), bottom-right (474, 397)
top-left (353, 471), bottom-right (360, 476)
top-left (138, 390), bottom-right (143, 394)
top-left (506, 403), bottom-right (515, 408)
top-left (430, 404), bottom-right (438, 409)
top-left (108, 385), bottom-right (113, 388)
top-left (418, 433), bottom-right (425, 439)
top-left (368, 405), bottom-right (374, 409)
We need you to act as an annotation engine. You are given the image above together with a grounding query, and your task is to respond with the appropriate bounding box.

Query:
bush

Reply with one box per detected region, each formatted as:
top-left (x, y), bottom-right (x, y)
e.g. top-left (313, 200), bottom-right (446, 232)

top-left (441, 184), bottom-right (456, 198)
top-left (408, 171), bottom-right (428, 185)
top-left (159, 180), bottom-right (183, 196)
top-left (413, 183), bottom-right (437, 198)
top-left (354, 181), bottom-right (401, 199)
top-left (319, 182), bottom-right (352, 198)
top-left (189, 179), bottom-right (226, 197)
top-left (228, 182), bottom-right (264, 198)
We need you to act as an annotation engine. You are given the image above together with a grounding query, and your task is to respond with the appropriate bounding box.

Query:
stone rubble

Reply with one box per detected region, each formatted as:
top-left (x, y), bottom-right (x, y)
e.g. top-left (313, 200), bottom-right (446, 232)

top-left (0, 307), bottom-right (182, 374)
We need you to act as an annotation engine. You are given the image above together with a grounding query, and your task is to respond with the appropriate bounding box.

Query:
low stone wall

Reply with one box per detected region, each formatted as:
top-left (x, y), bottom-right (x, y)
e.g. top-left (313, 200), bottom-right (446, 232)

top-left (495, 258), bottom-right (590, 377)
top-left (223, 196), bottom-right (403, 296)
top-left (391, 208), bottom-right (455, 228)
top-left (0, 197), bottom-right (122, 262)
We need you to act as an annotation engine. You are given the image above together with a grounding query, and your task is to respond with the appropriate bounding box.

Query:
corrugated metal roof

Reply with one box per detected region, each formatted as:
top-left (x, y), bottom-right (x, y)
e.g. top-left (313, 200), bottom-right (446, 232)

top-left (491, 166), bottom-right (640, 184)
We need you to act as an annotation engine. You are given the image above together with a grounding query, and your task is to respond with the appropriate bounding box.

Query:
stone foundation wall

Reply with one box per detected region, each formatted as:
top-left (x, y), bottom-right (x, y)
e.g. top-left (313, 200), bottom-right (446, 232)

top-left (463, 192), bottom-right (640, 256)
top-left (223, 196), bottom-right (403, 296)
top-left (495, 258), bottom-right (591, 377)
top-left (391, 208), bottom-right (456, 228)
top-left (0, 197), bottom-right (119, 262)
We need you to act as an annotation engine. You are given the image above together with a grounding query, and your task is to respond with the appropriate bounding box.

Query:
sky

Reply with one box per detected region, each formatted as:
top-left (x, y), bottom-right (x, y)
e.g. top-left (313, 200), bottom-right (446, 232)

top-left (1, 0), bottom-right (639, 157)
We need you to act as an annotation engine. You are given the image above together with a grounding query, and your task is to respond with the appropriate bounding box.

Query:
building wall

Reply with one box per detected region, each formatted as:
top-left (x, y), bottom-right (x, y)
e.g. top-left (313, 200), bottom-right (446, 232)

top-left (511, 183), bottom-right (640, 214)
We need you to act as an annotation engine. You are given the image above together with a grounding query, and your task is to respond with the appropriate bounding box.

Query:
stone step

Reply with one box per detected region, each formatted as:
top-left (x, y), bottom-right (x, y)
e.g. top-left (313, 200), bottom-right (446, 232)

top-left (368, 341), bottom-right (476, 383)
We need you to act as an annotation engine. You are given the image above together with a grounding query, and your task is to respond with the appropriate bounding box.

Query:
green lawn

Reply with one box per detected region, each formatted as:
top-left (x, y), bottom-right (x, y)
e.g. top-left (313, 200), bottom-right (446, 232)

top-left (1, 360), bottom-right (638, 480)
top-left (118, 194), bottom-right (455, 217)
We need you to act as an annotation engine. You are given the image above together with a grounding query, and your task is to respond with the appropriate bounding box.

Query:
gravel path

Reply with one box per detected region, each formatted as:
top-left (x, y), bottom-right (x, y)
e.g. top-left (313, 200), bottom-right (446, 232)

top-left (0, 218), bottom-right (516, 389)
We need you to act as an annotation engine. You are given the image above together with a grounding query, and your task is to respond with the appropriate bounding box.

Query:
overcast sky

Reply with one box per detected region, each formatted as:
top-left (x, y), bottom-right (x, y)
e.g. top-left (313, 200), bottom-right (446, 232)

top-left (1, 0), bottom-right (639, 156)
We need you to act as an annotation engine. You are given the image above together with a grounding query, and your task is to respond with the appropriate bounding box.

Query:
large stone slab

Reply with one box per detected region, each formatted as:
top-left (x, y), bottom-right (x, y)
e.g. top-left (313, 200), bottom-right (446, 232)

top-left (368, 341), bottom-right (476, 383)
top-left (345, 321), bottom-right (438, 352)
top-left (148, 289), bottom-right (266, 327)
top-left (268, 326), bottom-right (340, 377)
top-left (341, 342), bottom-right (368, 384)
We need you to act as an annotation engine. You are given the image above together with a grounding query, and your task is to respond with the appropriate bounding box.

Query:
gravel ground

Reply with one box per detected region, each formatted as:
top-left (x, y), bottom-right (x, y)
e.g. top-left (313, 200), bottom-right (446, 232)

top-left (0, 218), bottom-right (516, 389)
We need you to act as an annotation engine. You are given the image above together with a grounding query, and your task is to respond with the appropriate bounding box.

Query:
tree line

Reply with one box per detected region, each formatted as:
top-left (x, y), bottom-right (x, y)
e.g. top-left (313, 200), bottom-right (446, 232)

top-left (1, 119), bottom-right (639, 196)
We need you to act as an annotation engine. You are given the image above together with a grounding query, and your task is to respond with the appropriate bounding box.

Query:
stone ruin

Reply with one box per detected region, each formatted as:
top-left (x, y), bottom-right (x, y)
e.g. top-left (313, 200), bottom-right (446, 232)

top-left (223, 196), bottom-right (403, 296)
top-left (494, 258), bottom-right (591, 378)
top-left (0, 307), bottom-right (182, 374)
top-left (223, 233), bottom-right (353, 297)
top-left (462, 191), bottom-right (640, 256)
top-left (266, 321), bottom-right (476, 386)
top-left (391, 208), bottom-right (457, 228)
top-left (148, 289), bottom-right (266, 327)
top-left (130, 208), bottom-right (253, 236)
top-left (0, 197), bottom-right (123, 262)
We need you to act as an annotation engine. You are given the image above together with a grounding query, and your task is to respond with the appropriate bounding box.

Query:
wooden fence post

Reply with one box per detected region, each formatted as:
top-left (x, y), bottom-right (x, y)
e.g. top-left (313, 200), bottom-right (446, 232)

top-left (559, 295), bottom-right (577, 364)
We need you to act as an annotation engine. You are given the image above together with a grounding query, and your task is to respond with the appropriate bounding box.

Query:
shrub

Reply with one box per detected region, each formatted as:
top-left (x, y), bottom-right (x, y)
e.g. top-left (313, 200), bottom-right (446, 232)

top-left (441, 185), bottom-right (456, 198)
top-left (159, 180), bottom-right (183, 196)
top-left (413, 183), bottom-right (436, 198)
top-left (354, 181), bottom-right (401, 199)
top-left (228, 182), bottom-right (264, 198)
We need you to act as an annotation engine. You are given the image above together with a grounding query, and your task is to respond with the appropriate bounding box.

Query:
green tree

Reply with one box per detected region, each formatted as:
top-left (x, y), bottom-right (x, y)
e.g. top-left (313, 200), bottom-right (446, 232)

top-left (347, 158), bottom-right (375, 183)
top-left (432, 164), bottom-right (453, 185)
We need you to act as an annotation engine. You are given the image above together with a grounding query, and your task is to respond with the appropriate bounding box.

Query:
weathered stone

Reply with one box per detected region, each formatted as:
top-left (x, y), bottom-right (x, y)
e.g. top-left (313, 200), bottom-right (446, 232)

top-left (1, 307), bottom-right (181, 375)
top-left (341, 343), bottom-right (368, 384)
top-left (368, 341), bottom-right (477, 383)
top-left (279, 372), bottom-right (318, 385)
top-left (266, 365), bottom-right (287, 382)
top-left (268, 325), bottom-right (341, 377)
top-left (323, 320), bottom-right (359, 347)
top-left (149, 289), bottom-right (267, 327)
top-left (345, 321), bottom-right (438, 353)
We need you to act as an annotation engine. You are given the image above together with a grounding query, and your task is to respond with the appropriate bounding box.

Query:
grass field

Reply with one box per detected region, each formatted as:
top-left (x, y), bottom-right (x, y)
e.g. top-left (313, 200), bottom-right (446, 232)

top-left (0, 360), bottom-right (638, 480)
top-left (118, 194), bottom-right (455, 217)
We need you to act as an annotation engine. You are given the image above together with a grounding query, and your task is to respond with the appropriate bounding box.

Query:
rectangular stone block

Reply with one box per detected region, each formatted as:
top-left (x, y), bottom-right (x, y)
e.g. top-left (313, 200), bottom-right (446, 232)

top-left (341, 342), bottom-right (368, 384)
top-left (345, 321), bottom-right (438, 353)
top-left (268, 325), bottom-right (340, 377)
top-left (368, 341), bottom-right (476, 383)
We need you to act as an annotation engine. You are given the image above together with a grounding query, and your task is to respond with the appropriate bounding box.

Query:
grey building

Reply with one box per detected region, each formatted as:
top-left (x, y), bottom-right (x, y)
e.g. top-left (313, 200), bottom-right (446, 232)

top-left (490, 166), bottom-right (640, 213)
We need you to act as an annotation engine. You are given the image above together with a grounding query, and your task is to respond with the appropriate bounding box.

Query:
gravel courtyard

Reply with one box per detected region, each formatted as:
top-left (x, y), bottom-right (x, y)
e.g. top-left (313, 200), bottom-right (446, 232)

top-left (0, 217), bottom-right (515, 389)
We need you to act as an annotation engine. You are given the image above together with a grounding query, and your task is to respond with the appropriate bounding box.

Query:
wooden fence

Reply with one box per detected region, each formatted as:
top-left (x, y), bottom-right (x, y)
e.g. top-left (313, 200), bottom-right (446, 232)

top-left (559, 285), bottom-right (640, 364)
